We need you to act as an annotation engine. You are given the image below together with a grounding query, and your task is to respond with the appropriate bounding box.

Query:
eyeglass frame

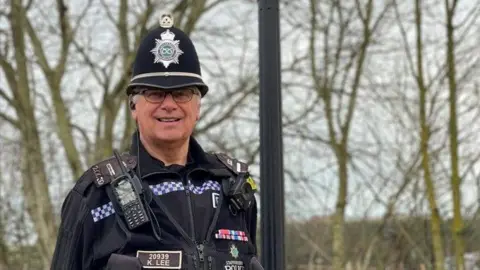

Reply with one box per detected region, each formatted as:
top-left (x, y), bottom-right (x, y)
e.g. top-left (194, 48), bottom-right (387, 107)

top-left (131, 86), bottom-right (201, 104)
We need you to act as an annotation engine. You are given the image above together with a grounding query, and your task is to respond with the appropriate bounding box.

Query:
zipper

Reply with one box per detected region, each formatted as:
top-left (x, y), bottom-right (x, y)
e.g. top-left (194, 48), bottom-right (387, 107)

top-left (185, 170), bottom-right (202, 269)
top-left (208, 256), bottom-right (213, 270)
top-left (185, 168), bottom-right (225, 269)
top-left (185, 188), bottom-right (196, 240)
top-left (197, 242), bottom-right (214, 270)
top-left (197, 243), bottom-right (205, 263)
top-left (186, 189), bottom-right (204, 269)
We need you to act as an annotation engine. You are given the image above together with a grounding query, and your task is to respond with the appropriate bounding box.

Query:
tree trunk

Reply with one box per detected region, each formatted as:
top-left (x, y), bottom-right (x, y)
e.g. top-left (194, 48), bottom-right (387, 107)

top-left (413, 0), bottom-right (445, 268)
top-left (444, 0), bottom-right (465, 268)
top-left (332, 148), bottom-right (348, 270)
top-left (11, 0), bottom-right (57, 266)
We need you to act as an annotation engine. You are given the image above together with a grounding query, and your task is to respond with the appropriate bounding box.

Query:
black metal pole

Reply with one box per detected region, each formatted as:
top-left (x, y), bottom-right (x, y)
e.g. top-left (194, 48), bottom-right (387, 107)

top-left (258, 0), bottom-right (285, 269)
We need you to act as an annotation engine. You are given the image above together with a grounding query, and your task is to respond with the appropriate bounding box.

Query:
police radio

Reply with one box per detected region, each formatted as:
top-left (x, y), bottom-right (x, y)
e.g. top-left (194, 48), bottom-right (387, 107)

top-left (111, 150), bottom-right (150, 230)
top-left (224, 172), bottom-right (257, 213)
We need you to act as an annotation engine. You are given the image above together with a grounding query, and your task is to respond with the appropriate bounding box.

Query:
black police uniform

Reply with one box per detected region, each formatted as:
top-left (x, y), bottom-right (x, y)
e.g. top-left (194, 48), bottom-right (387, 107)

top-left (50, 133), bottom-right (258, 269)
top-left (50, 14), bottom-right (262, 270)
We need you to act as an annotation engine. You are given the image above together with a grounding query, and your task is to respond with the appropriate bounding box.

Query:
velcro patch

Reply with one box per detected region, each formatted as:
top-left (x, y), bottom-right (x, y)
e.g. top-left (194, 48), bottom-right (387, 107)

top-left (136, 250), bottom-right (182, 269)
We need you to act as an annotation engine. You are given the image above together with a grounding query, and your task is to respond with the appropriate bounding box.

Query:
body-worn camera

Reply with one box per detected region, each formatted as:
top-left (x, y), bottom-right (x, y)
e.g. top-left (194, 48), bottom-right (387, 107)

top-left (111, 151), bottom-right (150, 230)
top-left (224, 172), bottom-right (257, 213)
top-left (213, 152), bottom-right (257, 214)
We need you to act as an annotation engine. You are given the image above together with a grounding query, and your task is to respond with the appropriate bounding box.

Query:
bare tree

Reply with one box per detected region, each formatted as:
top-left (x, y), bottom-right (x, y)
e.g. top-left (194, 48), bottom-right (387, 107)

top-left (305, 0), bottom-right (392, 268)
top-left (393, 0), bottom-right (450, 268)
top-left (444, 0), bottom-right (472, 268)
top-left (0, 1), bottom-right (60, 266)
top-left (415, 0), bottom-right (445, 267)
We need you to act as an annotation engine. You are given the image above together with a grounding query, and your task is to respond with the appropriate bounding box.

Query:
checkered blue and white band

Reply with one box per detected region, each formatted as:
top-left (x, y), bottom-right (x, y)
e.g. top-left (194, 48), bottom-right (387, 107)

top-left (90, 180), bottom-right (221, 222)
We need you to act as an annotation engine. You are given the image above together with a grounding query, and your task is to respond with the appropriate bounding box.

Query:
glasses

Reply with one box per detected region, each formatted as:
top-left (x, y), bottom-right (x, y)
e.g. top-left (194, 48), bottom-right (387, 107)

top-left (136, 87), bottom-right (199, 103)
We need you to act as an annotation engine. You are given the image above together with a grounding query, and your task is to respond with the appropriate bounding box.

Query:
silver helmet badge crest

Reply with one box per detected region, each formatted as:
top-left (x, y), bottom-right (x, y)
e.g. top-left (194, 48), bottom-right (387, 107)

top-left (151, 14), bottom-right (183, 68)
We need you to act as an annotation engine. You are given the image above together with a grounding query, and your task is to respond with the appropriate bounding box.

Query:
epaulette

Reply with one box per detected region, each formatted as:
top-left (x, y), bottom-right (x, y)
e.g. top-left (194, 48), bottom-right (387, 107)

top-left (90, 152), bottom-right (137, 188)
top-left (214, 152), bottom-right (258, 196)
top-left (214, 152), bottom-right (249, 175)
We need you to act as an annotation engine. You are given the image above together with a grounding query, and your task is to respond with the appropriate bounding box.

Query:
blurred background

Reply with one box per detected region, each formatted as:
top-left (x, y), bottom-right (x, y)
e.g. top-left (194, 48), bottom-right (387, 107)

top-left (1, 0), bottom-right (480, 269)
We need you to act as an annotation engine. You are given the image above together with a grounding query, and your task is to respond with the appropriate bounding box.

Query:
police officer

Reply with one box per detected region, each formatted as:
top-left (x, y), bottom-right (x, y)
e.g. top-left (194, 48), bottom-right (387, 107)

top-left (50, 14), bottom-right (262, 270)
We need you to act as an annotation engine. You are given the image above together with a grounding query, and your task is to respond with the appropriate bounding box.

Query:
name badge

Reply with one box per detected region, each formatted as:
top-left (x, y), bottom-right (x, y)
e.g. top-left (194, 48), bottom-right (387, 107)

top-left (136, 250), bottom-right (182, 269)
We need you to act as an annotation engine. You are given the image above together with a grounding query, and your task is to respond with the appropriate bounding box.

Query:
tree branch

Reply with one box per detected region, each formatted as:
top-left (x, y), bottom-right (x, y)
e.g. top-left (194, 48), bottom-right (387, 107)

top-left (24, 15), bottom-right (51, 73)
top-left (0, 112), bottom-right (19, 129)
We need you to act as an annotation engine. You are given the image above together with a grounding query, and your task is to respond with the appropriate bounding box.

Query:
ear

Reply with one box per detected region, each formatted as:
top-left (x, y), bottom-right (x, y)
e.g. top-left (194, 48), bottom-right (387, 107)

top-left (131, 108), bottom-right (138, 121)
top-left (130, 98), bottom-right (138, 121)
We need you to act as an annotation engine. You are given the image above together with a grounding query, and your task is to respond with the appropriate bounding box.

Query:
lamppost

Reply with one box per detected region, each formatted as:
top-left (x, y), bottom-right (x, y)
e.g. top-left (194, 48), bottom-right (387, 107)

top-left (258, 0), bottom-right (285, 269)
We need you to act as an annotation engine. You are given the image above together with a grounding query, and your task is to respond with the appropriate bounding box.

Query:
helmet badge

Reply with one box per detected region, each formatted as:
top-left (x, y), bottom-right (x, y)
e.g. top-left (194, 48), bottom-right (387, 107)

top-left (159, 13), bottom-right (174, 28)
top-left (151, 14), bottom-right (183, 68)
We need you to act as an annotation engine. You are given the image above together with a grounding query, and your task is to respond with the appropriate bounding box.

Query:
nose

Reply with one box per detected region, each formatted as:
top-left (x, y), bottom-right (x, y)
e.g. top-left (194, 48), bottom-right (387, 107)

top-left (159, 93), bottom-right (178, 111)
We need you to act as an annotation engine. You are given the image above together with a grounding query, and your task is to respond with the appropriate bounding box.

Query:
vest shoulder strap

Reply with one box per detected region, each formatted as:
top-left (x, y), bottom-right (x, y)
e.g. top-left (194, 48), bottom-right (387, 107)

top-left (213, 152), bottom-right (249, 175)
top-left (89, 153), bottom-right (137, 188)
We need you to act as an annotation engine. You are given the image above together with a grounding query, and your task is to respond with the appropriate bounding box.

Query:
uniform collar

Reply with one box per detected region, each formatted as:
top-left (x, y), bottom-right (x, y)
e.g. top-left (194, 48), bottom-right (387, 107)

top-left (128, 130), bottom-right (211, 177)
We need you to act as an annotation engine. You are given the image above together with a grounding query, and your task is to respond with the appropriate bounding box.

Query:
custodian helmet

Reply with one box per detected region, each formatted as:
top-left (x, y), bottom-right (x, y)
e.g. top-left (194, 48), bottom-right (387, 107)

top-left (126, 14), bottom-right (209, 96)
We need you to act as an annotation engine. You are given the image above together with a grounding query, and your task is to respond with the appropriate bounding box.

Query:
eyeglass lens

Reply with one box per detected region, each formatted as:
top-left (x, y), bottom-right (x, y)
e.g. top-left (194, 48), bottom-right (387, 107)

top-left (143, 88), bottom-right (196, 103)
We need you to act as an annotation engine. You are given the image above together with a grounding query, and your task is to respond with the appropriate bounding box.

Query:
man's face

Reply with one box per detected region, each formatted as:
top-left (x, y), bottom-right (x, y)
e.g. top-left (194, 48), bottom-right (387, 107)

top-left (131, 87), bottom-right (201, 144)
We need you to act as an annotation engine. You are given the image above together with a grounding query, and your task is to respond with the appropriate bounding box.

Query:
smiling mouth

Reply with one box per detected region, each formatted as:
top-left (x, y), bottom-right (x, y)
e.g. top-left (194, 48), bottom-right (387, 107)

top-left (156, 118), bottom-right (181, 123)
